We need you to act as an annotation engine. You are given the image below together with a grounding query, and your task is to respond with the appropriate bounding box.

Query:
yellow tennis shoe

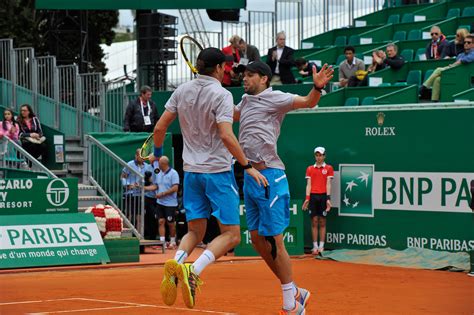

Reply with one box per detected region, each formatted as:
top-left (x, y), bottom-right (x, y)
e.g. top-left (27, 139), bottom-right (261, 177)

top-left (160, 259), bottom-right (179, 305)
top-left (176, 263), bottom-right (203, 309)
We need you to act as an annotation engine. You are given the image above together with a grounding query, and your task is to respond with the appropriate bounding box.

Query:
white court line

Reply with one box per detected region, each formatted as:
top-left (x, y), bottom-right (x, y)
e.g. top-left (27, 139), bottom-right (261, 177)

top-left (2, 297), bottom-right (237, 315)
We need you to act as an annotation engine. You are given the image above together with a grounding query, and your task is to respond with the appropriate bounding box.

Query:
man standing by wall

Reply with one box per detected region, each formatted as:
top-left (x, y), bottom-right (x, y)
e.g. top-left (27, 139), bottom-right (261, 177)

top-left (302, 147), bottom-right (334, 255)
top-left (124, 85), bottom-right (160, 132)
top-left (266, 31), bottom-right (296, 85)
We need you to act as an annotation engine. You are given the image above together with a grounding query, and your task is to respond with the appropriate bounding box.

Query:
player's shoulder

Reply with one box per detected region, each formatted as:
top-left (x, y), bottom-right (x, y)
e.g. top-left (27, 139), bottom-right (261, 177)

top-left (325, 164), bottom-right (334, 170)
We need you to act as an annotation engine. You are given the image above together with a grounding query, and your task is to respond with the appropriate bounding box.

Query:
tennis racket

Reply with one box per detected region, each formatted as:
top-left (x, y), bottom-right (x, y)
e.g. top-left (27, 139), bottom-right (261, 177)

top-left (139, 133), bottom-right (154, 161)
top-left (179, 35), bottom-right (204, 75)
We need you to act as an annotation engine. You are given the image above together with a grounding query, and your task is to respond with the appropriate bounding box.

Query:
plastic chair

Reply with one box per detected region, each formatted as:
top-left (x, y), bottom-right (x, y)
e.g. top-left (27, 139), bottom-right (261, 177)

top-left (344, 97), bottom-right (359, 106)
top-left (423, 69), bottom-right (434, 82)
top-left (336, 54), bottom-right (346, 65)
top-left (406, 70), bottom-right (422, 86)
top-left (348, 35), bottom-right (360, 46)
top-left (446, 8), bottom-right (460, 18)
top-left (378, 83), bottom-right (391, 87)
top-left (387, 14), bottom-right (400, 24)
top-left (401, 49), bottom-right (414, 62)
top-left (458, 24), bottom-right (471, 32)
top-left (355, 53), bottom-right (364, 61)
top-left (462, 6), bottom-right (474, 17)
top-left (393, 31), bottom-right (407, 42)
top-left (414, 48), bottom-right (426, 61)
top-left (334, 36), bottom-right (347, 46)
top-left (361, 96), bottom-right (375, 105)
top-left (401, 13), bottom-right (414, 23)
top-left (407, 29), bottom-right (422, 40)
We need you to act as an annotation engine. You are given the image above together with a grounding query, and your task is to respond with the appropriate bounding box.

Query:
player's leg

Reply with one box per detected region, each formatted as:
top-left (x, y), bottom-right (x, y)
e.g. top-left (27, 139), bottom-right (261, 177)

top-left (318, 216), bottom-right (327, 253)
top-left (311, 215), bottom-right (319, 255)
top-left (166, 206), bottom-right (178, 249)
top-left (157, 204), bottom-right (166, 243)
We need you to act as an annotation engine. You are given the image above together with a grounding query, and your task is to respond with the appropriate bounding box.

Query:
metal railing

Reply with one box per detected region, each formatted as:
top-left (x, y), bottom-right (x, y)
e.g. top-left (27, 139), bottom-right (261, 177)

top-left (0, 137), bottom-right (57, 178)
top-left (85, 134), bottom-right (145, 239)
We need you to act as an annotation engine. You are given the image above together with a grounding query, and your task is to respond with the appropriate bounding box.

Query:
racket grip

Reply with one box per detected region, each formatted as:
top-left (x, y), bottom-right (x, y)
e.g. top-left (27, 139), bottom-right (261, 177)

top-left (154, 146), bottom-right (163, 157)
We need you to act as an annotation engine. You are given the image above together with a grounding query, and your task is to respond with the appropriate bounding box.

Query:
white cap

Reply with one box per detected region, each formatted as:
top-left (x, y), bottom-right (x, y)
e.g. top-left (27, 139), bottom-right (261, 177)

top-left (314, 146), bottom-right (326, 154)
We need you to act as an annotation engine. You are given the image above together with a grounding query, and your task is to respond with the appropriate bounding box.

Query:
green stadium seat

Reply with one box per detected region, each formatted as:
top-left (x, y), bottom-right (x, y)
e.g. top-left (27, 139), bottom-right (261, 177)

top-left (406, 70), bottom-right (422, 86)
top-left (361, 96), bottom-right (375, 105)
top-left (401, 49), bottom-right (414, 62)
top-left (387, 14), bottom-right (400, 24)
top-left (401, 13), bottom-right (414, 23)
top-left (446, 8), bottom-right (460, 18)
top-left (462, 6), bottom-right (474, 17)
top-left (393, 31), bottom-right (407, 41)
top-left (348, 35), bottom-right (360, 45)
top-left (335, 36), bottom-right (346, 46)
top-left (423, 69), bottom-right (434, 82)
top-left (336, 54), bottom-right (346, 65)
top-left (355, 53), bottom-right (364, 61)
top-left (407, 29), bottom-right (421, 40)
top-left (415, 48), bottom-right (426, 61)
top-left (458, 24), bottom-right (471, 32)
top-left (378, 83), bottom-right (391, 87)
top-left (344, 97), bottom-right (359, 106)
top-left (393, 82), bottom-right (408, 86)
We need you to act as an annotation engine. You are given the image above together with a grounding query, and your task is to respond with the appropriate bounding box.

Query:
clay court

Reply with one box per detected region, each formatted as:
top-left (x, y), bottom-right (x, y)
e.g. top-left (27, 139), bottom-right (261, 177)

top-left (1, 256), bottom-right (472, 315)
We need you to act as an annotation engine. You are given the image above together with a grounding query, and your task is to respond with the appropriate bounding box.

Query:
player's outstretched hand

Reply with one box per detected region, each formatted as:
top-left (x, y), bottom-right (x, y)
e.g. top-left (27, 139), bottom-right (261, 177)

top-left (245, 168), bottom-right (269, 187)
top-left (313, 64), bottom-right (334, 89)
top-left (302, 200), bottom-right (309, 211)
top-left (326, 200), bottom-right (332, 212)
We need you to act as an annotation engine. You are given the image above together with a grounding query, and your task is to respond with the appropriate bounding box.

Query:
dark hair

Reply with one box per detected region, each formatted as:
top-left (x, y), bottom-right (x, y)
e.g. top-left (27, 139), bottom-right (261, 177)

top-left (344, 46), bottom-right (355, 53)
top-left (2, 108), bottom-right (17, 131)
top-left (140, 85), bottom-right (152, 95)
top-left (17, 104), bottom-right (35, 125)
top-left (196, 59), bottom-right (220, 76)
top-left (295, 58), bottom-right (307, 68)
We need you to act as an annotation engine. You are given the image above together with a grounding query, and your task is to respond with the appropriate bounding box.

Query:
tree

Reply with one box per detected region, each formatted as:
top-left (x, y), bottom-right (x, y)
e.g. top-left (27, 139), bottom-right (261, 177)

top-left (0, 0), bottom-right (118, 75)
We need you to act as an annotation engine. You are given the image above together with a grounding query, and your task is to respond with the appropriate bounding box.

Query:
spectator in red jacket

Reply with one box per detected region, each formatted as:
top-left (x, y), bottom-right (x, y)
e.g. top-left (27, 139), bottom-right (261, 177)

top-left (425, 26), bottom-right (450, 60)
top-left (221, 35), bottom-right (242, 87)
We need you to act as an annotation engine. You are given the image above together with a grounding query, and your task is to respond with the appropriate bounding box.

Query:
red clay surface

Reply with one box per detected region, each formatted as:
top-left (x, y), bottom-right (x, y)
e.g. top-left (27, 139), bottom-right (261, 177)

top-left (1, 258), bottom-right (473, 314)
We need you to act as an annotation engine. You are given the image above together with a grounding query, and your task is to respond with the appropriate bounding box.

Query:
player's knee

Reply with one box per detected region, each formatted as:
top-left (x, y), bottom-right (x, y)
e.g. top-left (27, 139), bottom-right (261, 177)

top-left (230, 231), bottom-right (241, 247)
top-left (319, 218), bottom-right (327, 227)
top-left (159, 218), bottom-right (166, 226)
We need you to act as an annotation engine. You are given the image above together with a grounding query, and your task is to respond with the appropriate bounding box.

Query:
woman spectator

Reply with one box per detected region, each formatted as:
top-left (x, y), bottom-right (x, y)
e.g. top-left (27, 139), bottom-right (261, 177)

top-left (221, 34), bottom-right (242, 87)
top-left (447, 28), bottom-right (470, 58)
top-left (0, 108), bottom-right (19, 142)
top-left (17, 104), bottom-right (47, 163)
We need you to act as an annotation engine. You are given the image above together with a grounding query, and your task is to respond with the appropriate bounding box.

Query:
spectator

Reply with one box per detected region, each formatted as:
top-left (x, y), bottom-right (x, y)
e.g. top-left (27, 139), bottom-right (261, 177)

top-left (338, 46), bottom-right (365, 87)
top-left (123, 85), bottom-right (159, 133)
top-left (0, 108), bottom-right (19, 142)
top-left (17, 104), bottom-right (47, 165)
top-left (154, 156), bottom-right (180, 249)
top-left (348, 50), bottom-right (386, 87)
top-left (238, 38), bottom-right (261, 63)
top-left (221, 35), bottom-right (242, 87)
top-left (266, 31), bottom-right (296, 85)
top-left (295, 58), bottom-right (320, 77)
top-left (446, 28), bottom-right (470, 58)
top-left (420, 34), bottom-right (474, 102)
top-left (121, 149), bottom-right (149, 227)
top-left (425, 26), bottom-right (450, 60)
top-left (374, 43), bottom-right (405, 70)
top-left (302, 147), bottom-right (334, 255)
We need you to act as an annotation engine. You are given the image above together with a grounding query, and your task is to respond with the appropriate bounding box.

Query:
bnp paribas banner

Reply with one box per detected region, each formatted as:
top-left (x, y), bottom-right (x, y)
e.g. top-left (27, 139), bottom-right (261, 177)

top-left (279, 105), bottom-right (474, 252)
top-left (0, 213), bottom-right (109, 269)
top-left (0, 178), bottom-right (78, 215)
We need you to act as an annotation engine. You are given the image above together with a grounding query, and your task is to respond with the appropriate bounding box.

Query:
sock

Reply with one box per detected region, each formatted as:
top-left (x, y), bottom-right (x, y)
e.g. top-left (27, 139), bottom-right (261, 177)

top-left (313, 241), bottom-right (318, 249)
top-left (292, 282), bottom-right (298, 296)
top-left (174, 250), bottom-right (188, 264)
top-left (281, 282), bottom-right (296, 310)
top-left (319, 241), bottom-right (325, 249)
top-left (170, 237), bottom-right (176, 244)
top-left (160, 236), bottom-right (165, 242)
top-left (192, 249), bottom-right (215, 275)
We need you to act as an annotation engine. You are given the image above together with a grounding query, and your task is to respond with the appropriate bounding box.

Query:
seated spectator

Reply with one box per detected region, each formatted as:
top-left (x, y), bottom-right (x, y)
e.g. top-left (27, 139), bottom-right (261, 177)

top-left (347, 50), bottom-right (386, 87)
top-left (338, 46), bottom-right (365, 87)
top-left (295, 57), bottom-right (320, 77)
top-left (446, 28), bottom-right (470, 58)
top-left (0, 108), bottom-right (19, 142)
top-left (222, 34), bottom-right (242, 87)
top-left (238, 38), bottom-right (260, 63)
top-left (17, 104), bottom-right (47, 165)
top-left (374, 43), bottom-right (405, 70)
top-left (266, 31), bottom-right (296, 85)
top-left (420, 34), bottom-right (474, 102)
top-left (425, 26), bottom-right (450, 60)
top-left (123, 85), bottom-right (159, 133)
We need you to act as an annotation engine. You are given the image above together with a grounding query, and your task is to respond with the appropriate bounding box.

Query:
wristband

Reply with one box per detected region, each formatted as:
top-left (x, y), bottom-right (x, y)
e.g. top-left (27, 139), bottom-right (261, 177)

top-left (313, 84), bottom-right (323, 93)
top-left (154, 146), bottom-right (163, 157)
top-left (326, 195), bottom-right (331, 200)
top-left (242, 162), bottom-right (253, 170)
top-left (305, 195), bottom-right (310, 201)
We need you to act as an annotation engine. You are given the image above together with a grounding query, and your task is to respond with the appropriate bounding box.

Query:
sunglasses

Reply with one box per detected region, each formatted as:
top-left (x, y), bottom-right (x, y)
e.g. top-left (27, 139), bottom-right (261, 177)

top-left (465, 41), bottom-right (472, 44)
top-left (430, 32), bottom-right (439, 36)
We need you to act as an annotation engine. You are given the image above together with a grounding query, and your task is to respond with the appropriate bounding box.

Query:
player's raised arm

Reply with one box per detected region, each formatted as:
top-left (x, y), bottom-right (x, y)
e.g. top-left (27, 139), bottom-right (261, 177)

top-left (293, 64), bottom-right (334, 110)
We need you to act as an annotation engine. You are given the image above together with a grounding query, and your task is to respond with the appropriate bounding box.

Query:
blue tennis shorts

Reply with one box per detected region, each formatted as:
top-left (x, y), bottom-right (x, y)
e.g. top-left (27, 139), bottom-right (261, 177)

top-left (183, 171), bottom-right (240, 225)
top-left (243, 168), bottom-right (290, 236)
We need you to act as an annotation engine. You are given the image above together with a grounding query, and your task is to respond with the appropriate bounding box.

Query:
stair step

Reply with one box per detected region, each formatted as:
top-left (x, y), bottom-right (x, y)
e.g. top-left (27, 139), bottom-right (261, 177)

top-left (66, 156), bottom-right (85, 163)
top-left (65, 146), bottom-right (84, 153)
top-left (78, 184), bottom-right (98, 196)
top-left (78, 196), bottom-right (107, 208)
top-left (68, 165), bottom-right (84, 175)
top-left (51, 169), bottom-right (68, 176)
top-left (65, 136), bottom-right (81, 141)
